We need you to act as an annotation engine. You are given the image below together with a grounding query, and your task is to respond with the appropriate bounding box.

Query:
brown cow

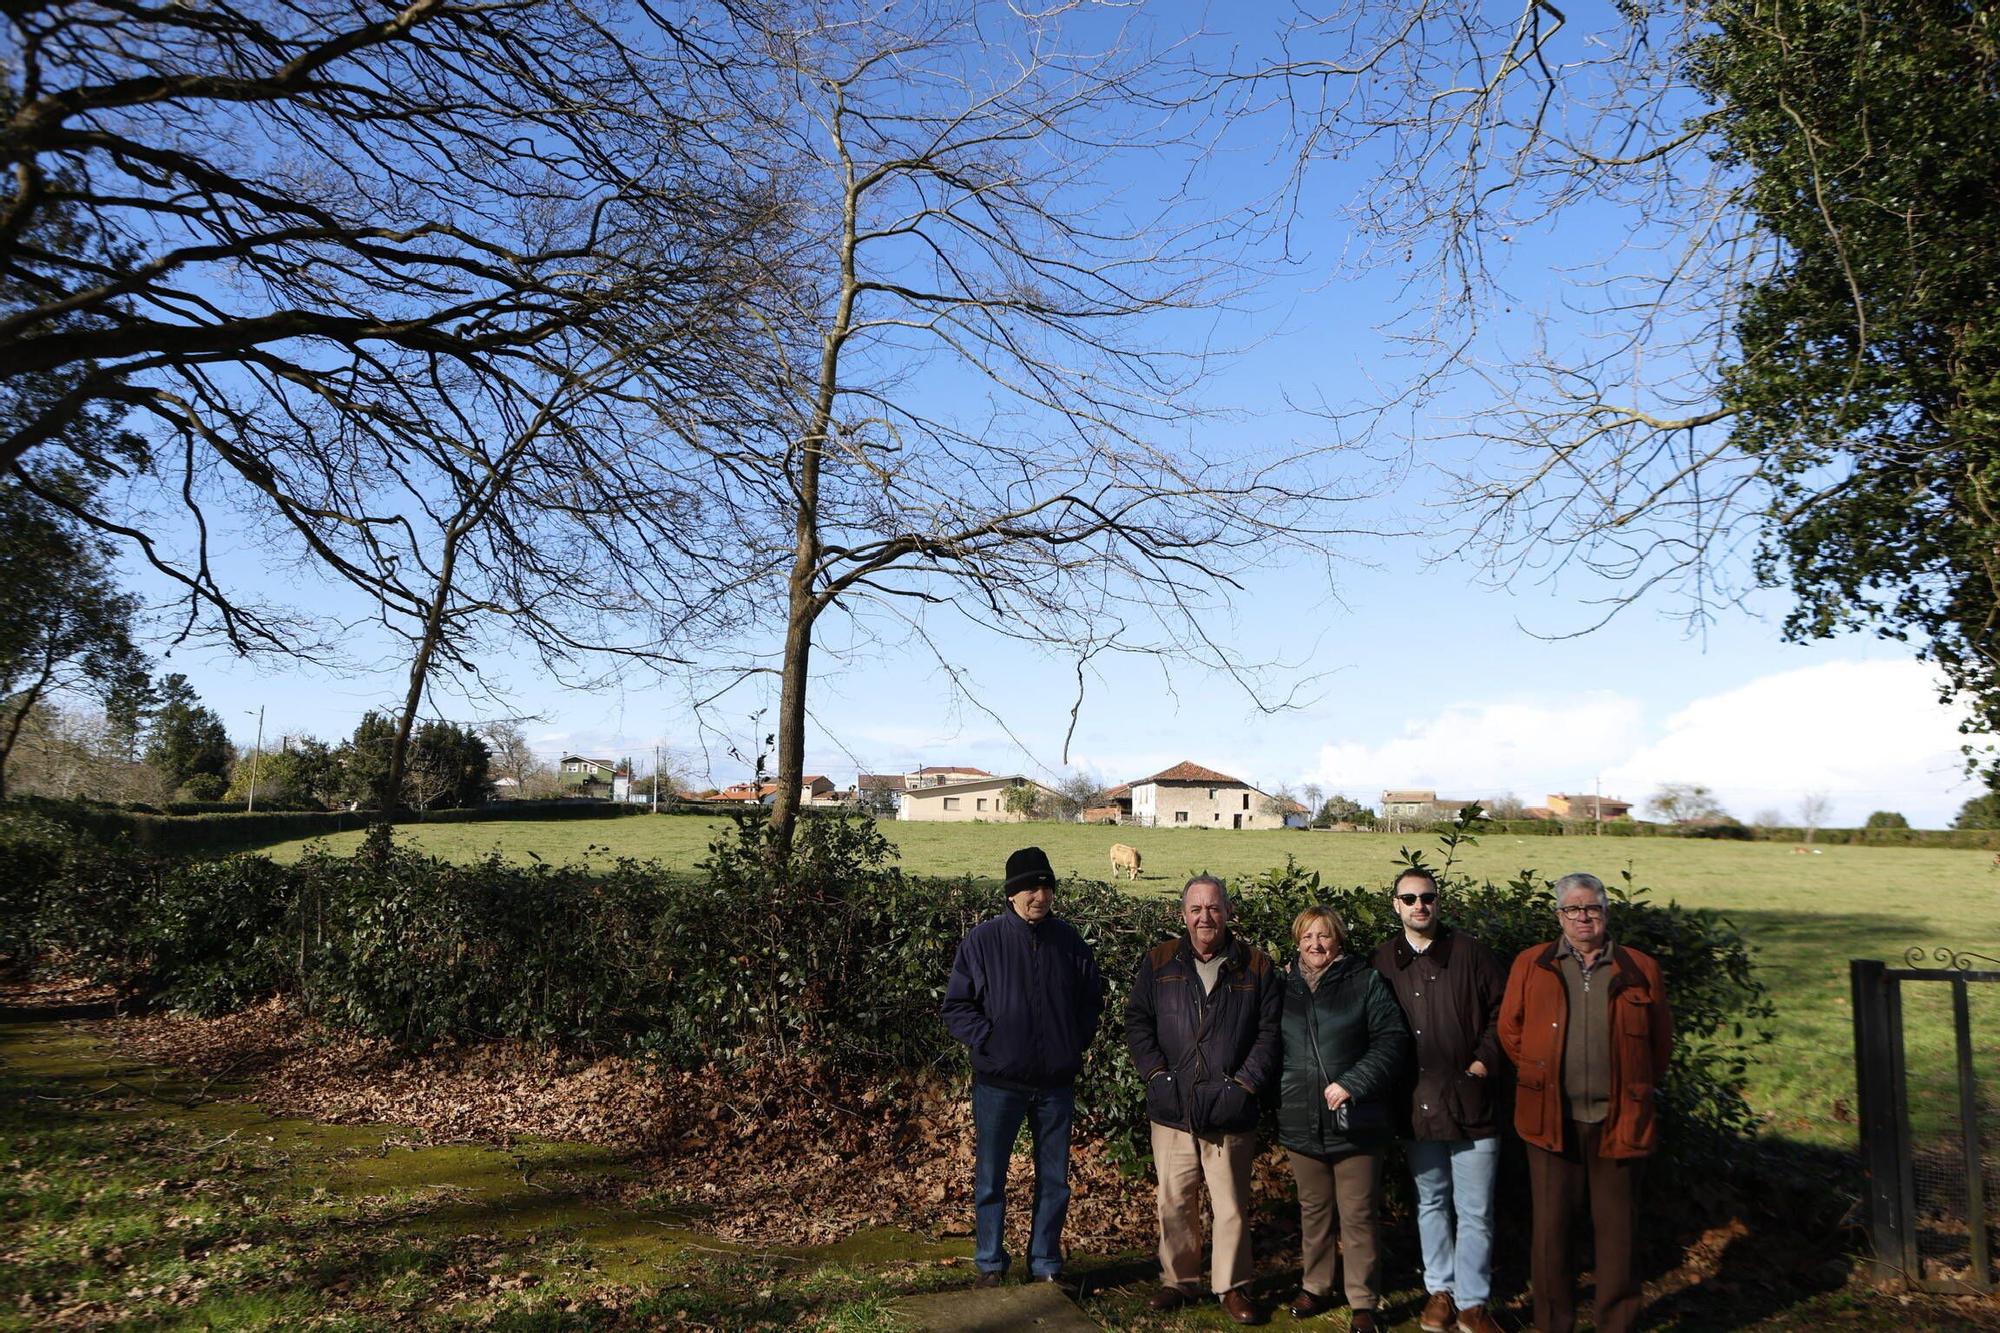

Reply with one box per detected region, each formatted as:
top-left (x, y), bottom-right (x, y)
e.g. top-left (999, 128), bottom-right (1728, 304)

top-left (1110, 842), bottom-right (1142, 881)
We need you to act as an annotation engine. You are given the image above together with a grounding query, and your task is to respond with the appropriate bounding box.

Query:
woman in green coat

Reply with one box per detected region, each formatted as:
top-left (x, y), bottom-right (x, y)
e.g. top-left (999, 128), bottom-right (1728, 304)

top-left (1278, 906), bottom-right (1411, 1326)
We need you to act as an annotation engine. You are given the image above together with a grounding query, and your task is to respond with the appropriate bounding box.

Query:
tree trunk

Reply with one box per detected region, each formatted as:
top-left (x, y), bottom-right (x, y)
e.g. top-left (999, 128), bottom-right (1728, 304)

top-left (767, 140), bottom-right (860, 862)
top-left (386, 536), bottom-right (462, 813)
top-left (767, 567), bottom-right (816, 856)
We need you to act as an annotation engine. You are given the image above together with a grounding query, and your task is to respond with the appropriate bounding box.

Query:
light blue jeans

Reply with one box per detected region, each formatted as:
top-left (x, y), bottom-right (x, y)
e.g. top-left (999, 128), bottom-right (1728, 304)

top-left (1406, 1137), bottom-right (1499, 1308)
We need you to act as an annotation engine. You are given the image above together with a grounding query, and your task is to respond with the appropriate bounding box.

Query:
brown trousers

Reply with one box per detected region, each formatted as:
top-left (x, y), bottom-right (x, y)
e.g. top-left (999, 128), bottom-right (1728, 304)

top-left (1285, 1148), bottom-right (1382, 1310)
top-left (1151, 1122), bottom-right (1257, 1293)
top-left (1525, 1119), bottom-right (1645, 1333)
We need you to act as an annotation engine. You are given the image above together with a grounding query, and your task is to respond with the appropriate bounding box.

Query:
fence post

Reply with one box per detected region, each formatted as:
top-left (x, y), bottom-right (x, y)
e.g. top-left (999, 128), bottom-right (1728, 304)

top-left (1851, 959), bottom-right (1906, 1289)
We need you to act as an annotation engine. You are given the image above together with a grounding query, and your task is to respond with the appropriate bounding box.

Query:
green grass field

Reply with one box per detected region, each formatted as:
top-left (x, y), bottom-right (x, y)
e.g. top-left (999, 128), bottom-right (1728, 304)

top-left (258, 815), bottom-right (2000, 1151)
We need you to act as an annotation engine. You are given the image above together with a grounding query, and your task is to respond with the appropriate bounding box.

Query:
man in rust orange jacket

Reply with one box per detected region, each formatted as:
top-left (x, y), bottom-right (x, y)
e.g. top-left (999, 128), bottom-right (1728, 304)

top-left (1499, 872), bottom-right (1673, 1333)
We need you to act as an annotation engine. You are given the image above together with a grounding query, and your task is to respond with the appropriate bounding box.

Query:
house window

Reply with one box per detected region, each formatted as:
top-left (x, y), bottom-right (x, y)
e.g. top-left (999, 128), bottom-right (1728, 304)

top-left (943, 797), bottom-right (960, 810)
top-left (1242, 793), bottom-right (1250, 810)
top-left (1208, 788), bottom-right (1216, 799)
top-left (976, 798), bottom-right (988, 811)
top-left (1213, 812), bottom-right (1221, 822)
top-left (1174, 811), bottom-right (1188, 824)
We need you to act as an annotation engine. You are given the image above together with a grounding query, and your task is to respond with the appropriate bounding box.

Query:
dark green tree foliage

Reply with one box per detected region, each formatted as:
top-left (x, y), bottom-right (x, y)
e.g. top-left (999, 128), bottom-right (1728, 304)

top-left (339, 712), bottom-right (398, 810)
top-left (1694, 0), bottom-right (2000, 756)
top-left (1954, 791), bottom-right (2000, 830)
top-left (1314, 793), bottom-right (1377, 827)
top-left (287, 738), bottom-right (345, 810)
top-left (141, 673), bottom-right (232, 795)
top-left (1863, 810), bottom-right (1911, 830)
top-left (404, 721), bottom-right (492, 811)
top-left (0, 478), bottom-right (147, 796)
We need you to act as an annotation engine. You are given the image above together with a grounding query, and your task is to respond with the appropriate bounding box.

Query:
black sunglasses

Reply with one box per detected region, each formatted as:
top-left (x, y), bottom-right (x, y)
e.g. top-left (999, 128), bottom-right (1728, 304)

top-left (1396, 891), bottom-right (1439, 906)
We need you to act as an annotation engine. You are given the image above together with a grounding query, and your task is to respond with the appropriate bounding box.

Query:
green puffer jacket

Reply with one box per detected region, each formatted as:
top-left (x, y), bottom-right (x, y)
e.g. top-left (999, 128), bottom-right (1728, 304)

top-left (1278, 953), bottom-right (1412, 1157)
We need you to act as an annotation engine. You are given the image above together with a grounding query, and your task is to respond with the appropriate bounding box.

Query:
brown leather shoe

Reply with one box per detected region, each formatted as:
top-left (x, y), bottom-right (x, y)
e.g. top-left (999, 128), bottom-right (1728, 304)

top-left (971, 1270), bottom-right (1003, 1289)
top-left (1146, 1285), bottom-right (1197, 1312)
top-left (1219, 1287), bottom-right (1263, 1325)
top-left (1350, 1311), bottom-right (1378, 1333)
top-left (1421, 1290), bottom-right (1459, 1331)
top-left (1455, 1305), bottom-right (1505, 1333)
top-left (1286, 1288), bottom-right (1332, 1319)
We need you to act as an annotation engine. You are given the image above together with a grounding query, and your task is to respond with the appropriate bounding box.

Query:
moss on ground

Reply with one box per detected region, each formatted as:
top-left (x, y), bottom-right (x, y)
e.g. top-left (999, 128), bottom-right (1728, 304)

top-left (4, 1008), bottom-right (1991, 1329)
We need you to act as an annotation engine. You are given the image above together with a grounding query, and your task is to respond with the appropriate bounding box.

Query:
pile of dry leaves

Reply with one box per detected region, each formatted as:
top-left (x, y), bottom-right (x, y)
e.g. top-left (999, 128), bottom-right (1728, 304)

top-left (107, 1000), bottom-right (1290, 1251)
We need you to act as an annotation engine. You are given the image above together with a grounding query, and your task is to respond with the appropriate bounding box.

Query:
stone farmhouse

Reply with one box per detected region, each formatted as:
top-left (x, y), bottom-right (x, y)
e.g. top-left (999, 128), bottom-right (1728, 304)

top-left (1380, 789), bottom-right (1480, 825)
top-left (1130, 761), bottom-right (1282, 829)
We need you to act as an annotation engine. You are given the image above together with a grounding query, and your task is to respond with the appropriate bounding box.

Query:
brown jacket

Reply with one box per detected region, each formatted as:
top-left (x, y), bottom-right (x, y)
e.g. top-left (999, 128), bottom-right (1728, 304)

top-left (1498, 940), bottom-right (1673, 1158)
top-left (1370, 926), bottom-right (1508, 1141)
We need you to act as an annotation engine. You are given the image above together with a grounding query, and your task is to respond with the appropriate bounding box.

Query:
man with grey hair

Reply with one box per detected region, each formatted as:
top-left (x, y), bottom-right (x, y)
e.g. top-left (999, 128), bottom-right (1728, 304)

top-left (1126, 874), bottom-right (1283, 1325)
top-left (1500, 872), bottom-right (1674, 1333)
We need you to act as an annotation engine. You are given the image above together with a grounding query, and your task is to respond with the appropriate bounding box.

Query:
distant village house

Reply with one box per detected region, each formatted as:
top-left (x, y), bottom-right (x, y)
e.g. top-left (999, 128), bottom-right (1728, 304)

top-left (897, 775), bottom-right (1058, 823)
top-left (557, 755), bottom-right (628, 799)
top-left (1545, 793), bottom-right (1634, 821)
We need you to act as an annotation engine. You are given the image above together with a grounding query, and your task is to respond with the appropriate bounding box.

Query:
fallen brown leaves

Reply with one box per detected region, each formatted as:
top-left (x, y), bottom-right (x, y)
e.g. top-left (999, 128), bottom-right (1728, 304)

top-left (105, 1000), bottom-right (1211, 1251)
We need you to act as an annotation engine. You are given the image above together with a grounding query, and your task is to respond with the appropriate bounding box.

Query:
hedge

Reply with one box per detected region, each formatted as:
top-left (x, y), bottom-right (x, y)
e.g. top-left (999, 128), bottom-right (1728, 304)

top-left (1420, 817), bottom-right (2000, 849)
top-left (2, 795), bottom-right (646, 857)
top-left (0, 807), bottom-right (1771, 1173)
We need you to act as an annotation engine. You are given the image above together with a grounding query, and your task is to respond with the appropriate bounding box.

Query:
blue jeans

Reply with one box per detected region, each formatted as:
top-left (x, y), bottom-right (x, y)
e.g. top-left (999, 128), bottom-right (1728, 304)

top-left (971, 1081), bottom-right (1075, 1277)
top-left (1407, 1137), bottom-right (1499, 1308)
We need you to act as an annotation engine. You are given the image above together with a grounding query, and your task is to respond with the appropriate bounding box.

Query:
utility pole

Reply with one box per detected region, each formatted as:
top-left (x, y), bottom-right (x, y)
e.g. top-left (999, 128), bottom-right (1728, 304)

top-left (246, 705), bottom-right (265, 812)
top-left (652, 744), bottom-right (660, 813)
top-left (1595, 773), bottom-right (1603, 835)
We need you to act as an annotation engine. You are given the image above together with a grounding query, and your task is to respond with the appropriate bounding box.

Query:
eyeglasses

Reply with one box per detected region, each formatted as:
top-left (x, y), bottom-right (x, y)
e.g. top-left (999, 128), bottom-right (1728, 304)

top-left (1557, 904), bottom-right (1607, 919)
top-left (1396, 892), bottom-right (1438, 906)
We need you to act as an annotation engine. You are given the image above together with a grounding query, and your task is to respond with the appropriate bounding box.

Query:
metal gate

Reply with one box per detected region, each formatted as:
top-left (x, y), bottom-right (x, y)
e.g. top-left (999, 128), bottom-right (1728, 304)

top-left (1851, 951), bottom-right (1999, 1293)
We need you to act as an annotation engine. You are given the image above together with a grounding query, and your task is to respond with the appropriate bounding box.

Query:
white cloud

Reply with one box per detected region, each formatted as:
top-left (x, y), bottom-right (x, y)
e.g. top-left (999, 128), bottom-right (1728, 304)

top-left (1602, 658), bottom-right (1975, 827)
top-left (1306, 692), bottom-right (1645, 801)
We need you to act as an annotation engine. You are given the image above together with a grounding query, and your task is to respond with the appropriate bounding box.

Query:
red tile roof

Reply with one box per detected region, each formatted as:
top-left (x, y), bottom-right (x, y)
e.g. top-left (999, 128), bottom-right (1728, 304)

top-left (1138, 761), bottom-right (1245, 785)
top-left (916, 765), bottom-right (990, 776)
top-left (1101, 783), bottom-right (1132, 800)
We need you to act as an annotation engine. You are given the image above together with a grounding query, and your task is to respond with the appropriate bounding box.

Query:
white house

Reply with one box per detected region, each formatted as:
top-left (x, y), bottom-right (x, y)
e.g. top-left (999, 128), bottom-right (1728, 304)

top-left (1129, 761), bottom-right (1277, 829)
top-left (898, 775), bottom-right (1058, 823)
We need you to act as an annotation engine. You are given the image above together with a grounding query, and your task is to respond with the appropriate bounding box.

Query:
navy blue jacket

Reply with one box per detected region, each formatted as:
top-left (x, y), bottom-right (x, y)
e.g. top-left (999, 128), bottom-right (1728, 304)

top-left (942, 909), bottom-right (1105, 1089)
top-left (1125, 933), bottom-right (1283, 1134)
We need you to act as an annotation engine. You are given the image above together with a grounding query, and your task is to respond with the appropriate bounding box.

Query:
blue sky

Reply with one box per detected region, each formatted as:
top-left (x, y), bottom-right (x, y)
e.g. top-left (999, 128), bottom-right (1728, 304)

top-left (102, 0), bottom-right (1985, 828)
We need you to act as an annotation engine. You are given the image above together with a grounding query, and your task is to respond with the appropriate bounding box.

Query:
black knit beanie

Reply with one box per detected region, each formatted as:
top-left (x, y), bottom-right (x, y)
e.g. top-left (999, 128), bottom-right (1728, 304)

top-left (1003, 846), bottom-right (1056, 897)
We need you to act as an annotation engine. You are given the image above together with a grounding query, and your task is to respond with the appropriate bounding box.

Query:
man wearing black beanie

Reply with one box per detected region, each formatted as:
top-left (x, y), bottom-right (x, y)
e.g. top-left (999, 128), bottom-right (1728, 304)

top-left (942, 846), bottom-right (1106, 1287)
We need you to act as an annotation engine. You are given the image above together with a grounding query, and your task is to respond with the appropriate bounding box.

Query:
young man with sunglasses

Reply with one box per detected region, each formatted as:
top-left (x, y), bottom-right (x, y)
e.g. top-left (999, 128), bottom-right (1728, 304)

top-left (1370, 867), bottom-right (1508, 1333)
top-left (1499, 872), bottom-right (1674, 1333)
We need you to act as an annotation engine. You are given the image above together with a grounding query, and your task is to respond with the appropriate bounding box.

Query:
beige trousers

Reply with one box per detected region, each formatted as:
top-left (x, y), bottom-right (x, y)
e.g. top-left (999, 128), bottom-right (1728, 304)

top-left (1286, 1148), bottom-right (1382, 1310)
top-left (1150, 1122), bottom-right (1257, 1294)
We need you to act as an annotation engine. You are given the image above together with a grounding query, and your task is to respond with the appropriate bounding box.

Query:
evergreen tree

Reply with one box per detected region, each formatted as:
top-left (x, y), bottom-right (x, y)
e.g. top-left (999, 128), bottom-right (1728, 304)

top-left (339, 711), bottom-right (399, 810)
top-left (141, 673), bottom-right (233, 796)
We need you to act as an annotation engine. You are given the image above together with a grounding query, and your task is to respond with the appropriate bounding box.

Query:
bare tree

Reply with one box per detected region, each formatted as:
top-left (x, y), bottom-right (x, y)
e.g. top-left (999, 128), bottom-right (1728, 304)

top-left (676, 5), bottom-right (1383, 857)
top-left (1646, 781), bottom-right (1728, 825)
top-left (1798, 790), bottom-right (1833, 844)
top-left (1252, 1), bottom-right (1757, 638)
top-left (1262, 783), bottom-right (1302, 821)
top-left (3, 0), bottom-right (794, 676)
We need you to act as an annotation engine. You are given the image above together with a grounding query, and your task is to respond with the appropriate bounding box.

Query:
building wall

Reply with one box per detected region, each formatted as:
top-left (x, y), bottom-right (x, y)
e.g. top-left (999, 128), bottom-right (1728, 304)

top-left (898, 784), bottom-right (1034, 823)
top-left (1136, 781), bottom-right (1268, 828)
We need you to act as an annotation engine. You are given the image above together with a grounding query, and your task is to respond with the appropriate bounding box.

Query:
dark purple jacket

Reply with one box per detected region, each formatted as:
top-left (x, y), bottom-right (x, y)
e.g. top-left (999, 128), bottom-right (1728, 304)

top-left (942, 909), bottom-right (1104, 1090)
top-left (1125, 933), bottom-right (1283, 1135)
